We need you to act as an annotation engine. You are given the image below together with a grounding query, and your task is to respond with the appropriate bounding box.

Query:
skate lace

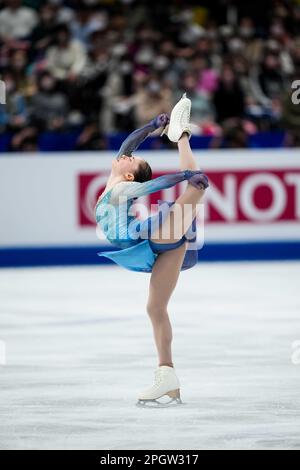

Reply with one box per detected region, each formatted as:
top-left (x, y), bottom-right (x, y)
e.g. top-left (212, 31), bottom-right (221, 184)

top-left (180, 107), bottom-right (191, 129)
top-left (153, 369), bottom-right (164, 387)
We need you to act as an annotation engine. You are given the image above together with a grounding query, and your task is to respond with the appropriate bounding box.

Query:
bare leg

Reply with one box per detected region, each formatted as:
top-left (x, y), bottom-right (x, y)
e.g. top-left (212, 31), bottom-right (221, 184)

top-left (151, 134), bottom-right (205, 244)
top-left (146, 243), bottom-right (187, 367)
top-left (146, 137), bottom-right (203, 367)
top-left (178, 133), bottom-right (199, 170)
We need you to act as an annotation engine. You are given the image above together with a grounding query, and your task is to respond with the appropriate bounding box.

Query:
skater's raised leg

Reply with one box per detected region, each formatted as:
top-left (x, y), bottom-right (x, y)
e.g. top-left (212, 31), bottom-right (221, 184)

top-left (151, 134), bottom-right (206, 244)
top-left (178, 132), bottom-right (198, 171)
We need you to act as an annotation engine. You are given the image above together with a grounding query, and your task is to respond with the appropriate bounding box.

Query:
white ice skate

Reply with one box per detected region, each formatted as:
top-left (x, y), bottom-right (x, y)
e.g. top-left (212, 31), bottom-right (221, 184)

top-left (161, 93), bottom-right (192, 142)
top-left (136, 365), bottom-right (183, 408)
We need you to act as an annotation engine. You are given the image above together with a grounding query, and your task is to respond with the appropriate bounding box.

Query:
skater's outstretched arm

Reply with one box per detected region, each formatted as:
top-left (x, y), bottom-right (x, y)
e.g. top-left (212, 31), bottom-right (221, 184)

top-left (116, 114), bottom-right (169, 159)
top-left (110, 169), bottom-right (204, 203)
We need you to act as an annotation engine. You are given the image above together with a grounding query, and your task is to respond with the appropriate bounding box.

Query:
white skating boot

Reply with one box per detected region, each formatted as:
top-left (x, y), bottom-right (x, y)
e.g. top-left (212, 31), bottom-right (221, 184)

top-left (162, 93), bottom-right (192, 142)
top-left (136, 365), bottom-right (182, 407)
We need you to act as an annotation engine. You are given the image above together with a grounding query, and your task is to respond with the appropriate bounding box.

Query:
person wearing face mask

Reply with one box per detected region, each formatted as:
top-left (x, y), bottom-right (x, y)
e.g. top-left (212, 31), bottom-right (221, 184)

top-left (281, 73), bottom-right (300, 147)
top-left (0, 71), bottom-right (28, 130)
top-left (213, 64), bottom-right (245, 123)
top-left (30, 3), bottom-right (58, 56)
top-left (134, 77), bottom-right (173, 127)
top-left (176, 72), bottom-right (216, 128)
top-left (45, 23), bottom-right (87, 82)
top-left (29, 71), bottom-right (69, 131)
top-left (251, 52), bottom-right (285, 108)
top-left (8, 49), bottom-right (31, 96)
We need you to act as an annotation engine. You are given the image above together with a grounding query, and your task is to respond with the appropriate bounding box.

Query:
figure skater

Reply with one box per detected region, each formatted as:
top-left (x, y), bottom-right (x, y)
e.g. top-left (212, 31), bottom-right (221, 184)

top-left (95, 94), bottom-right (209, 406)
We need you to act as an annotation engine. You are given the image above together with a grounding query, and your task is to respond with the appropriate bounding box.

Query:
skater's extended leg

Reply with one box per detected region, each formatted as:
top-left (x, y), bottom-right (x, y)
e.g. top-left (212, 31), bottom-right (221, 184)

top-left (178, 133), bottom-right (198, 171)
top-left (146, 243), bottom-right (187, 368)
top-left (151, 135), bottom-right (206, 244)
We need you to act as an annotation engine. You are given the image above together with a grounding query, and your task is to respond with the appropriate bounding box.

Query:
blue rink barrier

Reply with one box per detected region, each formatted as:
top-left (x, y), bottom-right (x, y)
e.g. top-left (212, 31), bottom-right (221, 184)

top-left (0, 130), bottom-right (288, 152)
top-left (0, 242), bottom-right (300, 268)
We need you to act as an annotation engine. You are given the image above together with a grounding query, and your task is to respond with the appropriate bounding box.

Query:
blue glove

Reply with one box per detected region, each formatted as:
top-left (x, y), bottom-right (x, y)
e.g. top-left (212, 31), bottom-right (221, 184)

top-left (151, 113), bottom-right (170, 129)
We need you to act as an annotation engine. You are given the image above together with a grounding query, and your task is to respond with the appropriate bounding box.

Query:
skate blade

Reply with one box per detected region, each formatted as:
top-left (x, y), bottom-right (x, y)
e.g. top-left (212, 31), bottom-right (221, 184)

top-left (160, 124), bottom-right (169, 137)
top-left (136, 396), bottom-right (183, 408)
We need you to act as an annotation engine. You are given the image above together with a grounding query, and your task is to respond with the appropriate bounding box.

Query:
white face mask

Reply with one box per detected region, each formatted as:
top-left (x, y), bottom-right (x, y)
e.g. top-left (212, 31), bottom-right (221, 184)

top-left (228, 38), bottom-right (244, 53)
top-left (239, 27), bottom-right (254, 38)
top-left (136, 48), bottom-right (154, 65)
top-left (154, 56), bottom-right (169, 71)
top-left (148, 81), bottom-right (161, 94)
top-left (120, 62), bottom-right (132, 74)
top-left (112, 44), bottom-right (127, 57)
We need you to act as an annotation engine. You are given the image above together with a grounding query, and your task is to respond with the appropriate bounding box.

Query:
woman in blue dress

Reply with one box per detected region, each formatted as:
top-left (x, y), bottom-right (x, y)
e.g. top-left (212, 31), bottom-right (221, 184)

top-left (95, 95), bottom-right (209, 406)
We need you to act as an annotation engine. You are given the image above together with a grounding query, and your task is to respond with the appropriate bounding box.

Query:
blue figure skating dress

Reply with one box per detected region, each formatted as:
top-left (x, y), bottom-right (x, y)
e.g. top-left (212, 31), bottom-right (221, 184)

top-left (95, 118), bottom-right (203, 273)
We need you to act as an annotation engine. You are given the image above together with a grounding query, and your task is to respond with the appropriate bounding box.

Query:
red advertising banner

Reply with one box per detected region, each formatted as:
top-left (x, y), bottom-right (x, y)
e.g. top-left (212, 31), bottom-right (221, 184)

top-left (78, 169), bottom-right (300, 227)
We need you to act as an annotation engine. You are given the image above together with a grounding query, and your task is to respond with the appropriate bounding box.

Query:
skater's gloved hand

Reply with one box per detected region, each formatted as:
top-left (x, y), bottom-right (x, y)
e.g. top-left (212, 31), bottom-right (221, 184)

top-left (151, 114), bottom-right (170, 129)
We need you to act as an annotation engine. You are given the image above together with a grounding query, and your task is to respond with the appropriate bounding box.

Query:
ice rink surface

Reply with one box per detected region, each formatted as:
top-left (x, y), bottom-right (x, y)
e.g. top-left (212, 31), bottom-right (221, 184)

top-left (0, 261), bottom-right (299, 450)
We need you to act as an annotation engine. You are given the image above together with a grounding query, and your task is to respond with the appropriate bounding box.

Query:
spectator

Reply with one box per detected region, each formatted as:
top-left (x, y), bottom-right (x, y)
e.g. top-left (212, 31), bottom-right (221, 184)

top-left (75, 120), bottom-right (107, 151)
top-left (0, 0), bottom-right (298, 151)
top-left (29, 71), bottom-right (69, 131)
top-left (223, 120), bottom-right (249, 149)
top-left (281, 80), bottom-right (300, 146)
top-left (238, 17), bottom-right (263, 65)
top-left (76, 45), bottom-right (109, 121)
top-left (29, 3), bottom-right (58, 58)
top-left (7, 49), bottom-right (33, 96)
top-left (45, 23), bottom-right (87, 81)
top-left (70, 4), bottom-right (108, 46)
top-left (134, 77), bottom-right (173, 127)
top-left (48, 0), bottom-right (75, 25)
top-left (0, 0), bottom-right (38, 40)
top-left (176, 72), bottom-right (215, 128)
top-left (0, 70), bottom-right (28, 130)
top-left (190, 55), bottom-right (219, 95)
top-left (251, 52), bottom-right (285, 107)
top-left (103, 55), bottom-right (136, 132)
top-left (213, 65), bottom-right (245, 123)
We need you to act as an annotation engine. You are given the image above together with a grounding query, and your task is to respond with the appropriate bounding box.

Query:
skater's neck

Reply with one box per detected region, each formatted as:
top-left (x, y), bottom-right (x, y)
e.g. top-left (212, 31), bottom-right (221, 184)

top-left (105, 174), bottom-right (133, 191)
top-left (97, 174), bottom-right (132, 203)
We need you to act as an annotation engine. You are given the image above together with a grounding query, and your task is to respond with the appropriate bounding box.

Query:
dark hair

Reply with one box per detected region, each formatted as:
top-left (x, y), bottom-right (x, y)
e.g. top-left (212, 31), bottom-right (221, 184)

top-left (133, 160), bottom-right (152, 183)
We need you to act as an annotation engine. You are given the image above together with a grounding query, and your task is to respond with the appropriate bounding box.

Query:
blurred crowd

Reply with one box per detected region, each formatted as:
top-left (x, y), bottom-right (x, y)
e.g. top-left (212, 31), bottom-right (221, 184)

top-left (0, 0), bottom-right (300, 151)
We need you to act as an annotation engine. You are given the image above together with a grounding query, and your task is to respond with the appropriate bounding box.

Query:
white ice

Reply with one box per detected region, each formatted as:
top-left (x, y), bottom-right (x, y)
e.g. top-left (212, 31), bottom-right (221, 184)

top-left (0, 262), bottom-right (300, 450)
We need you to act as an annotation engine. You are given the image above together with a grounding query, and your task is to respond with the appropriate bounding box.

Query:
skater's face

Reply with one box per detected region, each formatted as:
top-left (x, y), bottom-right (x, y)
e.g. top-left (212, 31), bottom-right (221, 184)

top-left (112, 155), bottom-right (145, 181)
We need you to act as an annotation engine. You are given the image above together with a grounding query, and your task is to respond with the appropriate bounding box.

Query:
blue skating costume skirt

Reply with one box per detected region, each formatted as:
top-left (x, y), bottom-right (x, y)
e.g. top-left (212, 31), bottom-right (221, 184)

top-left (97, 201), bottom-right (198, 274)
top-left (98, 237), bottom-right (198, 273)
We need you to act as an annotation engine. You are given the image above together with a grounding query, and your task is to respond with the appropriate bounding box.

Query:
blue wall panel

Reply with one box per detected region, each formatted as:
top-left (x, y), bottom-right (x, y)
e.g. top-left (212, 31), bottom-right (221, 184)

top-left (1, 242), bottom-right (300, 268)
